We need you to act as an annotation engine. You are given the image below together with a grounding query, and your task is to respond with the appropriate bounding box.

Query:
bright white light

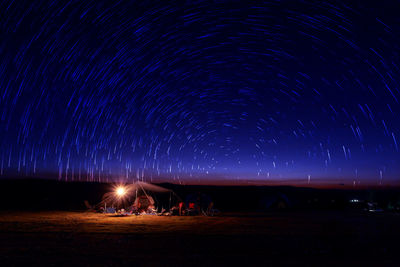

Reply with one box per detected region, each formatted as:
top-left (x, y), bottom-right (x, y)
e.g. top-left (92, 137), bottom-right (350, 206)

top-left (116, 186), bottom-right (126, 197)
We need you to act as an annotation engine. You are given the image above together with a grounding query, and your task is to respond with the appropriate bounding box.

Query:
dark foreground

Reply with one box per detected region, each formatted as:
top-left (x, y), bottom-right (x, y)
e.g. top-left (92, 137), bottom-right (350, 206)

top-left (1, 211), bottom-right (400, 266)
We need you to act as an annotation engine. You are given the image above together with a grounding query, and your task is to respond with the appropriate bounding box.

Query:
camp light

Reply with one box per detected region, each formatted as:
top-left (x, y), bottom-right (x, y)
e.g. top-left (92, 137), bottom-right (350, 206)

top-left (116, 186), bottom-right (126, 197)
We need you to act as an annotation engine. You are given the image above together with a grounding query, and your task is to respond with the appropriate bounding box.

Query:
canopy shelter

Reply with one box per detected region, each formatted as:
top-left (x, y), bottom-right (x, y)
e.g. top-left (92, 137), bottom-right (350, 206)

top-left (99, 181), bottom-right (181, 213)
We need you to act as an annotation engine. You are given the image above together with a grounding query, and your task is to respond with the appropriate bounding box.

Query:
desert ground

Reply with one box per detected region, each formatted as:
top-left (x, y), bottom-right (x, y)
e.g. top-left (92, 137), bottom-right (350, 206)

top-left (1, 211), bottom-right (400, 266)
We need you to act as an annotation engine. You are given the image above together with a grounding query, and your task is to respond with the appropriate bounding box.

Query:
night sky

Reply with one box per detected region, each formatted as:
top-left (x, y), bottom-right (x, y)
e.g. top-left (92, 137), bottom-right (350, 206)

top-left (1, 1), bottom-right (399, 186)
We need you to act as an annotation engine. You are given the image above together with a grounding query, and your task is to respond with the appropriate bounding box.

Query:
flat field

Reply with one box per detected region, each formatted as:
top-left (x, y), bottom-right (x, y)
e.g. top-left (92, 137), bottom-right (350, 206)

top-left (1, 211), bottom-right (399, 266)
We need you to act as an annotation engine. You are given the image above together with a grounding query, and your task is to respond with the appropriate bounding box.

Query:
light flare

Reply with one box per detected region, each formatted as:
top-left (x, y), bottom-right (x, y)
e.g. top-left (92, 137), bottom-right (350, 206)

top-left (116, 186), bottom-right (126, 197)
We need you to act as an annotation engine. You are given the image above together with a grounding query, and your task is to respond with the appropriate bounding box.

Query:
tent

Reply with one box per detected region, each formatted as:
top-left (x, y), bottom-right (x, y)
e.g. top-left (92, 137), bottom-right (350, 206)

top-left (99, 181), bottom-right (181, 213)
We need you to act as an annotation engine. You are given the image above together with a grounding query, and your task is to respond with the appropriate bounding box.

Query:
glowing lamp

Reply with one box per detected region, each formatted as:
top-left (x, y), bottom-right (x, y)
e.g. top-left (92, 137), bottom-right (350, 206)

top-left (116, 186), bottom-right (126, 197)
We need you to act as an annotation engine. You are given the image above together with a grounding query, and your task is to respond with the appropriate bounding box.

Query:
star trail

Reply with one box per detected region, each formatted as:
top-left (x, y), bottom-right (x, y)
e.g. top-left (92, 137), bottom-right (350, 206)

top-left (0, 1), bottom-right (399, 186)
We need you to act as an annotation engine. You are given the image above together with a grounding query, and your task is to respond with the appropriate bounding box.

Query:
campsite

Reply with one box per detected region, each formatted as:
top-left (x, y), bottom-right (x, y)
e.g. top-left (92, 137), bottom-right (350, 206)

top-left (1, 179), bottom-right (400, 265)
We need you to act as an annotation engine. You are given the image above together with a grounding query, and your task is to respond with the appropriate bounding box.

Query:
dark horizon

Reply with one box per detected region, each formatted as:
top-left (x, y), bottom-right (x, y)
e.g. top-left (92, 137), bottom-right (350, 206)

top-left (2, 174), bottom-right (400, 190)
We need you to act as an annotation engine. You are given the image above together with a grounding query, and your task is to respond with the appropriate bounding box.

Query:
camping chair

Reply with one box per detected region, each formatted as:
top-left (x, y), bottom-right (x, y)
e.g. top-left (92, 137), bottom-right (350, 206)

top-left (186, 202), bottom-right (200, 216)
top-left (201, 202), bottom-right (220, 216)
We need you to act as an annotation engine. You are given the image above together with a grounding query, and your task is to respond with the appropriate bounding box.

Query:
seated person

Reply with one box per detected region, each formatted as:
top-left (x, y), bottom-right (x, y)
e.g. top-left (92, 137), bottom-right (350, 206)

top-left (179, 202), bottom-right (186, 216)
top-left (147, 204), bottom-right (156, 213)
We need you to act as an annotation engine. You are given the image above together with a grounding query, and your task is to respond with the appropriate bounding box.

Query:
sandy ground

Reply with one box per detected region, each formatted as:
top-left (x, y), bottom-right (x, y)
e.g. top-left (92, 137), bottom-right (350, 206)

top-left (1, 211), bottom-right (400, 266)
